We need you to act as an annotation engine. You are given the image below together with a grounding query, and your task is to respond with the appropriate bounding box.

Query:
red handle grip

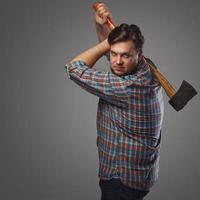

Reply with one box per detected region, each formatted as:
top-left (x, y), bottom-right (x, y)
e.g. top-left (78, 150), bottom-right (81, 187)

top-left (92, 2), bottom-right (115, 30)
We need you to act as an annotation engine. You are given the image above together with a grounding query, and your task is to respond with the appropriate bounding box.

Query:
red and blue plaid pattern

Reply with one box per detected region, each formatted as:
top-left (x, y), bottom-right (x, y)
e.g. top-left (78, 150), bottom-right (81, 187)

top-left (65, 59), bottom-right (164, 191)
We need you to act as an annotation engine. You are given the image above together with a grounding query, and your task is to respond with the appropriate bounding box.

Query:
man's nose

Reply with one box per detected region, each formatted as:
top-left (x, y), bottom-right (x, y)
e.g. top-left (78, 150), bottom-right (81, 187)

top-left (116, 56), bottom-right (123, 65)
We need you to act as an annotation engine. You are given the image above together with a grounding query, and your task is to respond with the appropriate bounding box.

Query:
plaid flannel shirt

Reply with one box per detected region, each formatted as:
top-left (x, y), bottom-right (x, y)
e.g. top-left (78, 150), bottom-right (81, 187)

top-left (64, 59), bottom-right (164, 191)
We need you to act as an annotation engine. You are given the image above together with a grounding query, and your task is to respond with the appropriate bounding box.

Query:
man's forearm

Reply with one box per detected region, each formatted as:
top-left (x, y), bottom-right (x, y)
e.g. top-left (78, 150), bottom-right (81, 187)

top-left (95, 22), bottom-right (111, 42)
top-left (69, 39), bottom-right (110, 68)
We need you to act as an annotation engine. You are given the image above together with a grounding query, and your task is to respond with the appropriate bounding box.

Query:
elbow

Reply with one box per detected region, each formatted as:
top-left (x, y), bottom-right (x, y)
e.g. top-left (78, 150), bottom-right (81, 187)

top-left (69, 56), bottom-right (85, 65)
top-left (65, 58), bottom-right (77, 68)
top-left (67, 60), bottom-right (75, 66)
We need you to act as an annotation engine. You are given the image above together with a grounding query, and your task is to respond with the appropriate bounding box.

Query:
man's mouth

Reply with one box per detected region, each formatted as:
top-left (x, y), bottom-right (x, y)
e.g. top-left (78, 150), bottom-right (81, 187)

top-left (114, 68), bottom-right (124, 72)
top-left (113, 65), bottom-right (123, 69)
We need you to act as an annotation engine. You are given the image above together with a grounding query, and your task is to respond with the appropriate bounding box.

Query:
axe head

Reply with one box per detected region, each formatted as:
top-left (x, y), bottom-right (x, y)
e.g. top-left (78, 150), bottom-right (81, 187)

top-left (169, 80), bottom-right (197, 111)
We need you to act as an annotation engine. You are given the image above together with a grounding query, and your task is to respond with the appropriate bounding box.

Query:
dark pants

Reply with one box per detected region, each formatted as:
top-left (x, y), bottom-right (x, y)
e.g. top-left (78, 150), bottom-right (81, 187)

top-left (99, 178), bottom-right (149, 200)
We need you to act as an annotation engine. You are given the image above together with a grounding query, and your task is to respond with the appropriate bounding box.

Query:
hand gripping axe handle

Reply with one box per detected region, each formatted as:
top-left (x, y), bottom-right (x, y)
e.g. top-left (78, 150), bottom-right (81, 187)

top-left (92, 2), bottom-right (197, 111)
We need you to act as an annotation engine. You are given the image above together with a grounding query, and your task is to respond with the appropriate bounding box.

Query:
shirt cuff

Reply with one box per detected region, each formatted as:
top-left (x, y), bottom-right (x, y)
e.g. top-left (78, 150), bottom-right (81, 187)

top-left (64, 60), bottom-right (89, 78)
top-left (70, 60), bottom-right (89, 68)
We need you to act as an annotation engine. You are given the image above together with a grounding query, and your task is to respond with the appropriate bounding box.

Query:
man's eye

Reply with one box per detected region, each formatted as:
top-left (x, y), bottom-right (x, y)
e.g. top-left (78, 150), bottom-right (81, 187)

top-left (111, 52), bottom-right (117, 56)
top-left (123, 54), bottom-right (129, 58)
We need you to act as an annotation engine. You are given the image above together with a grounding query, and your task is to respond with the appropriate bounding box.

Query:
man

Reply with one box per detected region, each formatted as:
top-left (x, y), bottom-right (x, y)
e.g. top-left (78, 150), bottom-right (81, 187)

top-left (65, 3), bottom-right (164, 200)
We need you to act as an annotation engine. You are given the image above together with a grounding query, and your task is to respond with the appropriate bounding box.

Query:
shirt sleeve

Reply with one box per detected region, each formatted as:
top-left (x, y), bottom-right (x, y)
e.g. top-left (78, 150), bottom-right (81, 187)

top-left (64, 60), bottom-right (156, 107)
top-left (64, 60), bottom-right (135, 107)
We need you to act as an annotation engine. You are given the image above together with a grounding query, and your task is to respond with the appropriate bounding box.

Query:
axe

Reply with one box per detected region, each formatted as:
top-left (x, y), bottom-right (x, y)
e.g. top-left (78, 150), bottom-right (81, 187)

top-left (92, 2), bottom-right (197, 111)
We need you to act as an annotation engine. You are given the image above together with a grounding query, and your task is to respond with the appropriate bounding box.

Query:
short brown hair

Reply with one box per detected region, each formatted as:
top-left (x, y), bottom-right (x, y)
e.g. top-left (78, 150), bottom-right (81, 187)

top-left (108, 23), bottom-right (144, 52)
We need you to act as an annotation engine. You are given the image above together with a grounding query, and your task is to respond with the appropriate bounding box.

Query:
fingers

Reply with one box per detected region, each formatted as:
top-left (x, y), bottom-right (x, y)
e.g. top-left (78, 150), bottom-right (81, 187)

top-left (96, 3), bottom-right (112, 19)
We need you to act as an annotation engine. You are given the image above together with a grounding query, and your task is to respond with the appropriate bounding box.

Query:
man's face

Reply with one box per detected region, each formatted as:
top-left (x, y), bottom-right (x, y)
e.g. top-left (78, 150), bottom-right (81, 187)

top-left (109, 40), bottom-right (141, 76)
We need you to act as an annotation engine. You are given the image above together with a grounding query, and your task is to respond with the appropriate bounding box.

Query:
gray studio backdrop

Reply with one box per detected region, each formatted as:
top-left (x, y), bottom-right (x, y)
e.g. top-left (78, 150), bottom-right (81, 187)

top-left (1, 0), bottom-right (200, 199)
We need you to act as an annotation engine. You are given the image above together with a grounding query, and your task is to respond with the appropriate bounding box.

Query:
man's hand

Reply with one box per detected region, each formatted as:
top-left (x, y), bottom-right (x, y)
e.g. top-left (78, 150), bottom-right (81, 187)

top-left (94, 3), bottom-right (113, 43)
top-left (94, 3), bottom-right (112, 25)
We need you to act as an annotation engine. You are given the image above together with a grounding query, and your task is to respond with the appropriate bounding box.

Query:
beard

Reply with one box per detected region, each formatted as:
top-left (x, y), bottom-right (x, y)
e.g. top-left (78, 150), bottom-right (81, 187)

top-left (110, 66), bottom-right (124, 76)
top-left (110, 65), bottom-right (137, 76)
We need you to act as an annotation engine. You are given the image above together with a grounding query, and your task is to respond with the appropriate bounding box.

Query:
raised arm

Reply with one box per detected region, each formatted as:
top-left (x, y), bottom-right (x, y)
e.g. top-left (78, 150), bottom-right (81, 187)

top-left (69, 39), bottom-right (110, 68)
top-left (94, 3), bottom-right (113, 42)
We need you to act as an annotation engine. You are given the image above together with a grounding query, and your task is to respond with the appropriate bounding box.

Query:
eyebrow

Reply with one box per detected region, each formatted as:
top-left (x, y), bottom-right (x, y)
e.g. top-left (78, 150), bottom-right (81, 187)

top-left (110, 50), bottom-right (131, 55)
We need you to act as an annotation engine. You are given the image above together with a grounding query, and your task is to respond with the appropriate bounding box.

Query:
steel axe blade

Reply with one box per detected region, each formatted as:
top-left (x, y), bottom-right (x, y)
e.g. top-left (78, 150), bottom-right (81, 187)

top-left (168, 80), bottom-right (197, 111)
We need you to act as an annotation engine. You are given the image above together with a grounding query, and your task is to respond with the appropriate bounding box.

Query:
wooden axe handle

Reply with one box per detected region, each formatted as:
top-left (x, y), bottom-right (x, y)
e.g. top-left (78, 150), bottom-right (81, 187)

top-left (92, 2), bottom-right (176, 98)
top-left (144, 58), bottom-right (176, 97)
